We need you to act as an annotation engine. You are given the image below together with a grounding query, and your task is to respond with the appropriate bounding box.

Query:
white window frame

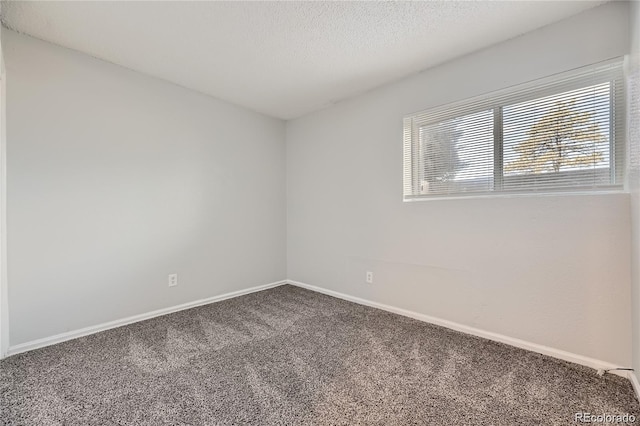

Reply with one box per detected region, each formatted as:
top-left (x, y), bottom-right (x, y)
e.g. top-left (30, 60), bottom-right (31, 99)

top-left (403, 59), bottom-right (626, 201)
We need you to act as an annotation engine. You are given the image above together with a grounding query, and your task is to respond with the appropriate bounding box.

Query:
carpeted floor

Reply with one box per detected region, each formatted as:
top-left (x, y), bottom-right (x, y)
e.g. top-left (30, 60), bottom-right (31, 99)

top-left (0, 285), bottom-right (638, 425)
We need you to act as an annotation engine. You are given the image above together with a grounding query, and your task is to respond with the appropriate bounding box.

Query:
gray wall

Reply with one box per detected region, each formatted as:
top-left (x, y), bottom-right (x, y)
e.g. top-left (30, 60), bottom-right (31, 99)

top-left (630, 0), bottom-right (640, 381)
top-left (286, 2), bottom-right (632, 366)
top-left (0, 28), bottom-right (6, 357)
top-left (4, 30), bottom-right (286, 346)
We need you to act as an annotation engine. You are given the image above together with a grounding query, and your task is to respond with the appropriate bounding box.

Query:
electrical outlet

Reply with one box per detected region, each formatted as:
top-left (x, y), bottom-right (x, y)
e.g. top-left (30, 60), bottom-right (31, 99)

top-left (168, 273), bottom-right (178, 287)
top-left (366, 271), bottom-right (373, 284)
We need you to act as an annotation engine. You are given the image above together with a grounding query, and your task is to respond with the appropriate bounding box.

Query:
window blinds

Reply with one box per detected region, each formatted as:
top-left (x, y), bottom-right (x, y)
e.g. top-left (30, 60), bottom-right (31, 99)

top-left (403, 59), bottom-right (625, 200)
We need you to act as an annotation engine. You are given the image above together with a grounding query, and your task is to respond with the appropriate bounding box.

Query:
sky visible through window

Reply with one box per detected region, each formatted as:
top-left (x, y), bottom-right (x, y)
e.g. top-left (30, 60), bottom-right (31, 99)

top-left (421, 83), bottom-right (612, 183)
top-left (452, 110), bottom-right (492, 181)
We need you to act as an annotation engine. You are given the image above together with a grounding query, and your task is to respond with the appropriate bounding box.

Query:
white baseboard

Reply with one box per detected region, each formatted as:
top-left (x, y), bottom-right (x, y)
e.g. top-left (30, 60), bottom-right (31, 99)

top-left (7, 280), bottom-right (287, 357)
top-left (630, 372), bottom-right (640, 402)
top-left (287, 279), bottom-right (628, 377)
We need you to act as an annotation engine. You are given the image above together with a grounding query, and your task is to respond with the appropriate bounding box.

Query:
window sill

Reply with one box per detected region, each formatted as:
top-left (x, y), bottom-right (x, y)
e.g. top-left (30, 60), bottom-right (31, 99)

top-left (402, 187), bottom-right (626, 202)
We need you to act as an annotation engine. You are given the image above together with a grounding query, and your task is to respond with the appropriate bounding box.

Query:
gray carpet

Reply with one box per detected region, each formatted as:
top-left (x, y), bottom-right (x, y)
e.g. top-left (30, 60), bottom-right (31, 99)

top-left (0, 285), bottom-right (638, 425)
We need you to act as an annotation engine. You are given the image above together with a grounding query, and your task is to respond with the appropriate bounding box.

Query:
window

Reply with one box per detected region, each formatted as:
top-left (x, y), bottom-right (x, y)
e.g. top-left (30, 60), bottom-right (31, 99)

top-left (403, 60), bottom-right (625, 200)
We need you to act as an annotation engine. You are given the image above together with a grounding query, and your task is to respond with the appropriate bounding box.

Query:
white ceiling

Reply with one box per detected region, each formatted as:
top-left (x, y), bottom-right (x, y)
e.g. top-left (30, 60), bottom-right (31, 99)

top-left (1, 1), bottom-right (607, 120)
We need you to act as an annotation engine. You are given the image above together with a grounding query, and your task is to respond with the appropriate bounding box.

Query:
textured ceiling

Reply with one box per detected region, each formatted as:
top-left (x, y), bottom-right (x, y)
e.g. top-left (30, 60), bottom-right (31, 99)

top-left (1, 1), bottom-right (607, 119)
